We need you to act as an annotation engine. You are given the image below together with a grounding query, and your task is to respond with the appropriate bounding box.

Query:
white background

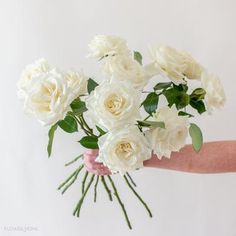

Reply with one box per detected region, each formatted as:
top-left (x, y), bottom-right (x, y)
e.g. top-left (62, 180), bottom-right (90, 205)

top-left (0, 0), bottom-right (236, 235)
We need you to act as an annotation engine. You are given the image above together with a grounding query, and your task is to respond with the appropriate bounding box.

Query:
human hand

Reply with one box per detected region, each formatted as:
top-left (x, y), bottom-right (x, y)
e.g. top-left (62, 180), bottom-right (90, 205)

top-left (83, 149), bottom-right (111, 176)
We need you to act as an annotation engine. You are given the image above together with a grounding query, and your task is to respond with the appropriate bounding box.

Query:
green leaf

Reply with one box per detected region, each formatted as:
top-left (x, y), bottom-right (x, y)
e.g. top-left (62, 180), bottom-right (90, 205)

top-left (96, 125), bottom-right (107, 136)
top-left (190, 88), bottom-right (206, 101)
top-left (138, 120), bottom-right (165, 129)
top-left (133, 51), bottom-right (142, 65)
top-left (154, 82), bottom-right (172, 90)
top-left (190, 99), bottom-right (206, 114)
top-left (87, 78), bottom-right (99, 94)
top-left (163, 88), bottom-right (190, 110)
top-left (47, 124), bottom-right (58, 157)
top-left (79, 136), bottom-right (98, 149)
top-left (142, 92), bottom-right (159, 115)
top-left (178, 111), bottom-right (194, 118)
top-left (189, 123), bottom-right (203, 152)
top-left (70, 98), bottom-right (87, 115)
top-left (58, 115), bottom-right (78, 133)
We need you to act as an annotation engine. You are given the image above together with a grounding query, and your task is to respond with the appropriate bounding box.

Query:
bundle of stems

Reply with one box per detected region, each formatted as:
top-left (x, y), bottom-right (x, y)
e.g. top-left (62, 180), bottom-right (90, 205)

top-left (58, 154), bottom-right (152, 229)
top-left (57, 111), bottom-right (152, 229)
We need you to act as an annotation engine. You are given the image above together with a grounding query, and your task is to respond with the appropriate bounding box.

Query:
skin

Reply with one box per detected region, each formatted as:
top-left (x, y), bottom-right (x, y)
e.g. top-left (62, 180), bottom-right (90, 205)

top-left (84, 149), bottom-right (111, 176)
top-left (83, 141), bottom-right (236, 175)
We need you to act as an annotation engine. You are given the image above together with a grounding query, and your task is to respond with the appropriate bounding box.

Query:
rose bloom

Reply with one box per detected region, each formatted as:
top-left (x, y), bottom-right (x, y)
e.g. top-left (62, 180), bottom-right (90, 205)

top-left (64, 70), bottom-right (88, 96)
top-left (102, 55), bottom-right (158, 89)
top-left (201, 71), bottom-right (226, 111)
top-left (86, 80), bottom-right (140, 130)
top-left (145, 106), bottom-right (189, 159)
top-left (150, 45), bottom-right (187, 85)
top-left (88, 35), bottom-right (131, 59)
top-left (17, 58), bottom-right (50, 98)
top-left (24, 69), bottom-right (81, 126)
top-left (97, 125), bottom-right (151, 174)
top-left (181, 51), bottom-right (203, 80)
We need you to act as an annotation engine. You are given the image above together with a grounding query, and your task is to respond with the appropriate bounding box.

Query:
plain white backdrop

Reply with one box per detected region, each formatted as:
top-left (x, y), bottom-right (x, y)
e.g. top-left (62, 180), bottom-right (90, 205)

top-left (0, 0), bottom-right (236, 235)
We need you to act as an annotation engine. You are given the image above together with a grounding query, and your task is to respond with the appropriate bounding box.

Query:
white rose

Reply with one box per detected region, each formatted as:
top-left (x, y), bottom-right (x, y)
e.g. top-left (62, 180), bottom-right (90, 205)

top-left (181, 51), bottom-right (203, 80)
top-left (88, 35), bottom-right (131, 59)
top-left (145, 106), bottom-right (189, 159)
top-left (97, 125), bottom-right (151, 174)
top-left (17, 58), bottom-right (50, 98)
top-left (102, 55), bottom-right (157, 89)
top-left (201, 71), bottom-right (226, 111)
top-left (64, 70), bottom-right (88, 96)
top-left (149, 45), bottom-right (187, 85)
top-left (24, 69), bottom-right (77, 126)
top-left (86, 80), bottom-right (140, 130)
top-left (144, 62), bottom-right (161, 78)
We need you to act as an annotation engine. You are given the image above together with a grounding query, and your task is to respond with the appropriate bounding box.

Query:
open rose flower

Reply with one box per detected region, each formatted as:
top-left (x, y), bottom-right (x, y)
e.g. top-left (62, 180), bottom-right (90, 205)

top-left (145, 106), bottom-right (189, 159)
top-left (201, 71), bottom-right (226, 111)
top-left (149, 45), bottom-right (187, 85)
top-left (88, 35), bottom-right (131, 59)
top-left (24, 69), bottom-right (79, 126)
top-left (86, 80), bottom-right (140, 130)
top-left (17, 58), bottom-right (50, 99)
top-left (181, 51), bottom-right (203, 80)
top-left (64, 70), bottom-right (88, 96)
top-left (97, 125), bottom-right (151, 174)
top-left (103, 55), bottom-right (158, 89)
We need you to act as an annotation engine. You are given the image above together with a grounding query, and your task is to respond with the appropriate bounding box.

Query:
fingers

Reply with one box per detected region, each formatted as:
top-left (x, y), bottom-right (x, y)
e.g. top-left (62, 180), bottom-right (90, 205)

top-left (83, 149), bottom-right (111, 176)
top-left (84, 160), bottom-right (111, 176)
top-left (85, 159), bottom-right (103, 170)
top-left (85, 164), bottom-right (111, 176)
top-left (84, 149), bottom-right (99, 156)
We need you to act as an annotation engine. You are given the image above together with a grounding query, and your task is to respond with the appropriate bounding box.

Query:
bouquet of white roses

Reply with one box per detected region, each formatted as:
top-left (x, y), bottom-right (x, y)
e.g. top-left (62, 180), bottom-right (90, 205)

top-left (18, 35), bottom-right (226, 229)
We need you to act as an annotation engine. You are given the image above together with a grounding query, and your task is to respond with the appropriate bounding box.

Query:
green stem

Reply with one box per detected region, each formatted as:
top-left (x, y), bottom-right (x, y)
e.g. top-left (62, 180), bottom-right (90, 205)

top-left (68, 112), bottom-right (91, 136)
top-left (73, 115), bottom-right (91, 136)
top-left (73, 174), bottom-right (95, 217)
top-left (65, 154), bottom-right (83, 167)
top-left (94, 175), bottom-right (99, 202)
top-left (82, 171), bottom-right (89, 194)
top-left (58, 165), bottom-right (84, 190)
top-left (123, 175), bottom-right (152, 218)
top-left (107, 176), bottom-right (132, 230)
top-left (101, 176), bottom-right (113, 201)
top-left (79, 116), bottom-right (97, 137)
top-left (126, 172), bottom-right (137, 187)
top-left (143, 115), bottom-right (151, 121)
top-left (80, 114), bottom-right (93, 133)
top-left (61, 165), bottom-right (83, 194)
